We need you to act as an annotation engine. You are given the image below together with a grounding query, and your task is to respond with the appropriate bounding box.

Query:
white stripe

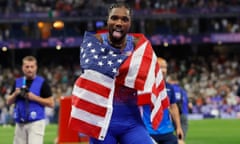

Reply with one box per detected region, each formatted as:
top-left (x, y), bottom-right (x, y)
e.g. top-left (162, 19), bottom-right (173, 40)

top-left (124, 41), bottom-right (148, 88)
top-left (72, 85), bottom-right (110, 107)
top-left (99, 83), bottom-right (115, 140)
top-left (155, 68), bottom-right (164, 87)
top-left (71, 106), bottom-right (111, 127)
top-left (81, 69), bottom-right (114, 88)
top-left (143, 50), bottom-right (157, 92)
top-left (160, 88), bottom-right (168, 100)
top-left (150, 90), bottom-right (167, 121)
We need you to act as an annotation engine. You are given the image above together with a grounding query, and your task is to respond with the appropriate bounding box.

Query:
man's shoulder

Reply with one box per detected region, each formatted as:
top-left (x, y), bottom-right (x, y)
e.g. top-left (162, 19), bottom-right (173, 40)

top-left (129, 33), bottom-right (148, 48)
top-left (36, 75), bottom-right (45, 81)
top-left (166, 82), bottom-right (174, 89)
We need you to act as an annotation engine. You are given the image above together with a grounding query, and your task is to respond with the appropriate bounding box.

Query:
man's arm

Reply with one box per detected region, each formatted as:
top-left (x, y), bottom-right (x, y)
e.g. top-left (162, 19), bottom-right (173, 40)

top-left (30, 80), bottom-right (55, 108)
top-left (27, 93), bottom-right (54, 108)
top-left (6, 88), bottom-right (20, 105)
top-left (169, 103), bottom-right (184, 140)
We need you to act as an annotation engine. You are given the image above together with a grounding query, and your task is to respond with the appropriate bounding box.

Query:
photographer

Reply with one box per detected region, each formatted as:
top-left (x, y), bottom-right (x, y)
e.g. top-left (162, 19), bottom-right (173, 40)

top-left (6, 56), bottom-right (54, 144)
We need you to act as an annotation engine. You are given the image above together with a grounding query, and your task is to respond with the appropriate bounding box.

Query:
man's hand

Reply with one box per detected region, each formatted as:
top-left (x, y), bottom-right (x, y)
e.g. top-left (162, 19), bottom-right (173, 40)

top-left (13, 88), bottom-right (21, 97)
top-left (26, 92), bottom-right (36, 101)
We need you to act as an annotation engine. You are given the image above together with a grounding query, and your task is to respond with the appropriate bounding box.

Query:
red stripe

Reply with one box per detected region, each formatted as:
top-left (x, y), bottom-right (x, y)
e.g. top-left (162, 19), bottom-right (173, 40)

top-left (152, 106), bottom-right (163, 130)
top-left (161, 96), bottom-right (170, 109)
top-left (137, 93), bottom-right (151, 105)
top-left (69, 117), bottom-right (101, 139)
top-left (151, 94), bottom-right (170, 130)
top-left (134, 42), bottom-right (152, 90)
top-left (131, 33), bottom-right (148, 48)
top-left (75, 77), bottom-right (111, 98)
top-left (72, 95), bottom-right (107, 117)
top-left (116, 55), bottom-right (131, 85)
top-left (152, 62), bottom-right (164, 95)
top-left (153, 80), bottom-right (166, 96)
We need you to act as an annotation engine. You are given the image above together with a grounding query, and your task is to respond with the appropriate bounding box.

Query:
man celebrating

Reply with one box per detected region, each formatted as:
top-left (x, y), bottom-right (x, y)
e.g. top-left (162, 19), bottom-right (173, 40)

top-left (69, 2), bottom-right (169, 144)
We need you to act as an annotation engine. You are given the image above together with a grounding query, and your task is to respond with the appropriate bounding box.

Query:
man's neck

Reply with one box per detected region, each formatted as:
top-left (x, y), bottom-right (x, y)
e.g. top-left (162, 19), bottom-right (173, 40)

top-left (108, 35), bottom-right (126, 50)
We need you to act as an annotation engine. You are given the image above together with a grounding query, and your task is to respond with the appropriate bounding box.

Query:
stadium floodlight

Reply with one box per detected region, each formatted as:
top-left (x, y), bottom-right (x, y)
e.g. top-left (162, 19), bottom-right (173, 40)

top-left (53, 20), bottom-right (64, 30)
top-left (1, 46), bottom-right (8, 52)
top-left (56, 44), bottom-right (62, 50)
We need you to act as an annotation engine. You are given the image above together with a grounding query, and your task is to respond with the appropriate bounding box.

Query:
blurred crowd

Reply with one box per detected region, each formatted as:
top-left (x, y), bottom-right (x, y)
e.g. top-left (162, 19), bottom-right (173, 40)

top-left (1, 52), bottom-right (240, 126)
top-left (1, 0), bottom-right (240, 17)
top-left (0, 0), bottom-right (240, 41)
top-left (167, 53), bottom-right (240, 119)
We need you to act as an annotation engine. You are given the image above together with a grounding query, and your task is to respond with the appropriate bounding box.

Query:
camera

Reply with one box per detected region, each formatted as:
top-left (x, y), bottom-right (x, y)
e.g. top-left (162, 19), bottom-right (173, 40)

top-left (18, 87), bottom-right (29, 98)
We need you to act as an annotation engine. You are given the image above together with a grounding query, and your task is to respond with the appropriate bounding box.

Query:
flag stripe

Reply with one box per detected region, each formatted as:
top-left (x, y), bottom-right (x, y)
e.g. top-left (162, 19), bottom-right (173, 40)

top-left (71, 106), bottom-right (107, 127)
top-left (152, 80), bottom-right (165, 98)
top-left (72, 80), bottom-right (111, 107)
top-left (151, 90), bottom-right (169, 129)
top-left (137, 92), bottom-right (151, 105)
top-left (76, 70), bottom-right (113, 98)
top-left (152, 105), bottom-right (163, 129)
top-left (161, 96), bottom-right (170, 109)
top-left (134, 42), bottom-right (152, 90)
top-left (116, 56), bottom-right (131, 85)
top-left (151, 90), bottom-right (167, 120)
top-left (141, 50), bottom-right (157, 92)
top-left (70, 69), bottom-right (114, 140)
top-left (155, 65), bottom-right (164, 87)
top-left (72, 95), bottom-right (107, 117)
top-left (69, 117), bottom-right (101, 139)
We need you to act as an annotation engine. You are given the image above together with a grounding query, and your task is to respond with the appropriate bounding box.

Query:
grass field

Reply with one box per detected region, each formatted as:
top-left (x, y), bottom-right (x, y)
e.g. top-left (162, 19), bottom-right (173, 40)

top-left (0, 119), bottom-right (239, 144)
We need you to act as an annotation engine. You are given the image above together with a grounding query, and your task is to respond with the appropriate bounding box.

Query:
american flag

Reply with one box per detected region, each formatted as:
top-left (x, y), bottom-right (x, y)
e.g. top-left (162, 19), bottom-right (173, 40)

top-left (69, 32), bottom-right (169, 140)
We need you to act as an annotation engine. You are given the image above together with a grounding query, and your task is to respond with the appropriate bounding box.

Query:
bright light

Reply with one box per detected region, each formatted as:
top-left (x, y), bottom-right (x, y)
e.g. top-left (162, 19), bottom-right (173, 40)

top-left (2, 46), bottom-right (8, 52)
top-left (163, 42), bottom-right (169, 47)
top-left (53, 21), bottom-right (64, 30)
top-left (37, 21), bottom-right (44, 29)
top-left (56, 45), bottom-right (62, 50)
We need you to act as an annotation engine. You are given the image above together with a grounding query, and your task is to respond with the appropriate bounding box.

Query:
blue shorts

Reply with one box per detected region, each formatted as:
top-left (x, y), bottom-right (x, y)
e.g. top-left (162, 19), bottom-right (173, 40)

top-left (90, 104), bottom-right (153, 144)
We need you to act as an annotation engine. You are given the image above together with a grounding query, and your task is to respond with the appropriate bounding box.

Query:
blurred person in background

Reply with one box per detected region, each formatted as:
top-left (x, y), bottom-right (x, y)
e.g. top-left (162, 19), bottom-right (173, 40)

top-left (167, 74), bottom-right (190, 141)
top-left (6, 55), bottom-right (54, 144)
top-left (142, 57), bottom-right (184, 144)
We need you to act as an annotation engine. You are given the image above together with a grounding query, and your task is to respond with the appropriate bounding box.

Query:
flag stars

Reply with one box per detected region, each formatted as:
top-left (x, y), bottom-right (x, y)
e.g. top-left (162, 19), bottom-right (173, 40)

top-left (94, 55), bottom-right (98, 59)
top-left (109, 51), bottom-right (114, 55)
top-left (80, 47), bottom-right (84, 53)
top-left (117, 59), bottom-right (123, 63)
top-left (112, 68), bottom-right (117, 73)
top-left (80, 35), bottom-right (129, 78)
top-left (82, 54), bottom-right (86, 58)
top-left (107, 61), bottom-right (113, 66)
top-left (101, 47), bottom-right (105, 52)
top-left (87, 42), bottom-right (92, 47)
top-left (98, 61), bottom-right (104, 66)
top-left (85, 59), bottom-right (89, 63)
top-left (91, 49), bottom-right (96, 53)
